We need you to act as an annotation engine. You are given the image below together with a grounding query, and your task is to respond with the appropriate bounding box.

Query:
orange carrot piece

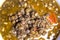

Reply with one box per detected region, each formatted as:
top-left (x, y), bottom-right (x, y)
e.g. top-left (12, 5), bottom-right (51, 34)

top-left (47, 12), bottom-right (58, 24)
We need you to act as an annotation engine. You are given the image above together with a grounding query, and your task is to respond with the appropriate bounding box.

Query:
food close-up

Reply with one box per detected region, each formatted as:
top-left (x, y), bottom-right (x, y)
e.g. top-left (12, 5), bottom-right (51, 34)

top-left (0, 0), bottom-right (60, 40)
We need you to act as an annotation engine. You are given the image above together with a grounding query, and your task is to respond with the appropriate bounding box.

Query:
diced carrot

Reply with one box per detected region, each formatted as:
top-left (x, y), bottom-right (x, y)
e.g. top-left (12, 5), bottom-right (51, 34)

top-left (47, 12), bottom-right (58, 24)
